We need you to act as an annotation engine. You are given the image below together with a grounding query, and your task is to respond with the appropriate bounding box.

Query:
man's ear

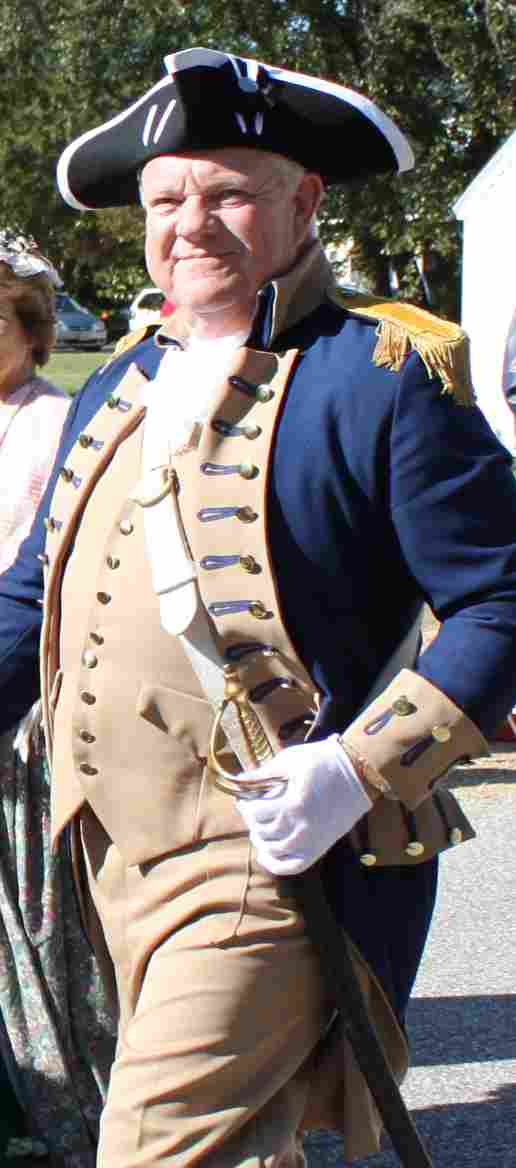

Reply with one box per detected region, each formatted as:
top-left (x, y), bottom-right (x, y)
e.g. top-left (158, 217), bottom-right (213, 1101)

top-left (293, 172), bottom-right (325, 240)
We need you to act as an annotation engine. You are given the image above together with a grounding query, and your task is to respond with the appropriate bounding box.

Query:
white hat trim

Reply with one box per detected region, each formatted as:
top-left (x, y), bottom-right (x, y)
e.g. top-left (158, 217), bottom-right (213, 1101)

top-left (142, 105), bottom-right (158, 147)
top-left (56, 74), bottom-right (174, 210)
top-left (154, 99), bottom-right (177, 145)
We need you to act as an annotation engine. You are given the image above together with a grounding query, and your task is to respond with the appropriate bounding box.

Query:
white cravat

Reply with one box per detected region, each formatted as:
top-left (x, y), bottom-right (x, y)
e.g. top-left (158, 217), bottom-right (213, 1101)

top-left (140, 331), bottom-right (249, 634)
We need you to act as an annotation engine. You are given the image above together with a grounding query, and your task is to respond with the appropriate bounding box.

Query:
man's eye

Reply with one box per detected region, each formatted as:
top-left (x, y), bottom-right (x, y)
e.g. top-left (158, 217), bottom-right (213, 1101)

top-left (150, 199), bottom-right (181, 214)
top-left (212, 190), bottom-right (250, 207)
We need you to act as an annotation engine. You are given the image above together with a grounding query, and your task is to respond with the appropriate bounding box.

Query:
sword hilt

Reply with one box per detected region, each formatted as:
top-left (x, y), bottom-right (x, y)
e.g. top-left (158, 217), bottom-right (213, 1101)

top-left (208, 664), bottom-right (286, 799)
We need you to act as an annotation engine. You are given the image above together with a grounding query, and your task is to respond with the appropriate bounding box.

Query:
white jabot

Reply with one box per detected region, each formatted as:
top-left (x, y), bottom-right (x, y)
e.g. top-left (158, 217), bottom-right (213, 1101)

top-left (141, 330), bottom-right (250, 448)
top-left (140, 330), bottom-right (249, 634)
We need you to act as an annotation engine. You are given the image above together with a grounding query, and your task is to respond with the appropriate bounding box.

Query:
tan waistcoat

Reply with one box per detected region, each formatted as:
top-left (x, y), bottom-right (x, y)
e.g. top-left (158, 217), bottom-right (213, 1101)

top-left (41, 349), bottom-right (319, 863)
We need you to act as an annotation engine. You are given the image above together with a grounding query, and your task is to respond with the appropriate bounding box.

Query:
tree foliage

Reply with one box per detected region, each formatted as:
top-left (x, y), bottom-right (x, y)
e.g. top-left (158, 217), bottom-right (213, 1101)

top-left (0, 0), bottom-right (513, 315)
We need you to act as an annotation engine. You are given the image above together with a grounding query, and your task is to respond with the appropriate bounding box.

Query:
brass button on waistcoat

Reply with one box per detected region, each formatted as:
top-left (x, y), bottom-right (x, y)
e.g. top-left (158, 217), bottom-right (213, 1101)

top-left (80, 762), bottom-right (98, 776)
top-left (78, 433), bottom-right (93, 448)
top-left (405, 841), bottom-right (425, 857)
top-left (391, 697), bottom-right (417, 716)
top-left (239, 462), bottom-right (259, 480)
top-left (106, 394), bottom-right (131, 411)
top-left (249, 601), bottom-right (270, 620)
top-left (256, 385), bottom-right (274, 403)
top-left (243, 423), bottom-right (262, 440)
top-left (82, 649), bottom-right (98, 669)
top-left (237, 506), bottom-right (258, 523)
top-left (240, 555), bottom-right (260, 574)
top-left (79, 729), bottom-right (96, 743)
top-left (60, 466), bottom-right (74, 482)
top-left (432, 724), bottom-right (451, 742)
top-left (106, 555), bottom-right (120, 569)
top-left (96, 591), bottom-right (111, 605)
top-left (44, 517), bottom-right (59, 532)
top-left (119, 519), bottom-right (134, 535)
top-left (90, 631), bottom-right (104, 645)
top-left (80, 691), bottom-right (96, 705)
top-left (360, 853), bottom-right (377, 867)
top-left (37, 552), bottom-right (49, 565)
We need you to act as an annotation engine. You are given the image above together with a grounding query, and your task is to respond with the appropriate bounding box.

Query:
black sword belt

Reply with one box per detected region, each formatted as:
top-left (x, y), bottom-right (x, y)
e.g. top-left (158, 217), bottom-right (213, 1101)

top-left (208, 662), bottom-right (434, 1168)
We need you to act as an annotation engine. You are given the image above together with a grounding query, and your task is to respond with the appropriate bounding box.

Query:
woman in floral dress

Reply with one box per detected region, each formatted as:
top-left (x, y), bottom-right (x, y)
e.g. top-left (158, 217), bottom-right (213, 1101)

top-left (0, 233), bottom-right (116, 1164)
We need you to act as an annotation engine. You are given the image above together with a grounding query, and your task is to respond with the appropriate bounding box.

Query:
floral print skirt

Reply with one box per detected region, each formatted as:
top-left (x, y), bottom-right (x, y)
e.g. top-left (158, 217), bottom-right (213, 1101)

top-left (0, 724), bottom-right (116, 1166)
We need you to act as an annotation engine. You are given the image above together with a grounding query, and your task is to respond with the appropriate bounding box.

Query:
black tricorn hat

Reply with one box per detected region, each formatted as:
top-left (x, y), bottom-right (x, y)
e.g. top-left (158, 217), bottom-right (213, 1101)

top-left (57, 47), bottom-right (414, 210)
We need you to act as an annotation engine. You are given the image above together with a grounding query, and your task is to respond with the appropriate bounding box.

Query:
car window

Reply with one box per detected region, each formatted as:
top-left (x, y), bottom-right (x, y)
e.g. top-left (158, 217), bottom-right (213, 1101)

top-left (55, 293), bottom-right (87, 313)
top-left (139, 292), bottom-right (165, 311)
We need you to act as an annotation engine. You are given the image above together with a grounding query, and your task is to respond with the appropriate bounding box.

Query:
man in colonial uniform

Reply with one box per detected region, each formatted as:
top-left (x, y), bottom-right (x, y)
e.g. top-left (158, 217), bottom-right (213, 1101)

top-left (1, 47), bottom-right (516, 1168)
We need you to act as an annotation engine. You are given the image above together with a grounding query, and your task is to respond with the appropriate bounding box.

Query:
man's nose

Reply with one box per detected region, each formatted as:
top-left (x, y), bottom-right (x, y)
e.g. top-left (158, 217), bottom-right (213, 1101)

top-left (176, 195), bottom-right (214, 238)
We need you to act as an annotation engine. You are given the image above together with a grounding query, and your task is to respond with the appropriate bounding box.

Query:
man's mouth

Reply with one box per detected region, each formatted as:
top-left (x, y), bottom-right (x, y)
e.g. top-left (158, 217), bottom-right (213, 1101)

top-left (172, 249), bottom-right (236, 263)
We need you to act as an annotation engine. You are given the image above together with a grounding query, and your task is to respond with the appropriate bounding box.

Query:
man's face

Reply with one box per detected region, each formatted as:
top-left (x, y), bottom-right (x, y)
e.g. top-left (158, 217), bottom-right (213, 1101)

top-left (141, 148), bottom-right (322, 328)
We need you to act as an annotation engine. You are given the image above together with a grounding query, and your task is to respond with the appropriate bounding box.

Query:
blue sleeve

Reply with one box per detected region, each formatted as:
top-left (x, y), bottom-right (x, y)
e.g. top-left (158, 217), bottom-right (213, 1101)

top-left (389, 352), bottom-right (516, 732)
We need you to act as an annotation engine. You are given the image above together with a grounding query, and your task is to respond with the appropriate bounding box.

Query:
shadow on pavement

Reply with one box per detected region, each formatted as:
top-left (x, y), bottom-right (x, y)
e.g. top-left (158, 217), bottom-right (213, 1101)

top-left (448, 767), bottom-right (516, 787)
top-left (407, 994), bottom-right (516, 1065)
top-left (304, 1082), bottom-right (516, 1167)
top-left (304, 991), bottom-right (516, 1167)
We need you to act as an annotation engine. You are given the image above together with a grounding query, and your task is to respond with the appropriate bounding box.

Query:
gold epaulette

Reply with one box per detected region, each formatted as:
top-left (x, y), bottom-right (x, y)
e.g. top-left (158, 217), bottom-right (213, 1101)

top-left (331, 287), bottom-right (474, 406)
top-left (100, 324), bottom-right (160, 374)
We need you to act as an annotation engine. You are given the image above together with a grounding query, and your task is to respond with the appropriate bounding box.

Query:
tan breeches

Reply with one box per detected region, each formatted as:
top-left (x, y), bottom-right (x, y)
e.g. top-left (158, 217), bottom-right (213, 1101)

top-left (78, 807), bottom-right (328, 1168)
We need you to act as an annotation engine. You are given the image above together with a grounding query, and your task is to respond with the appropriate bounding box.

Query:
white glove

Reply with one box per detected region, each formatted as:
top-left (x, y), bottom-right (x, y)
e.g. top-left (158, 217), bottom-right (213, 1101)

top-left (236, 734), bottom-right (372, 875)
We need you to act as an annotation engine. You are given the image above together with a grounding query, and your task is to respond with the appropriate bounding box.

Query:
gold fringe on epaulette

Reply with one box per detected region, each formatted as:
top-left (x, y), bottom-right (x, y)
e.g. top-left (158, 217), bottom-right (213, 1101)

top-left (331, 288), bottom-right (475, 407)
top-left (372, 320), bottom-right (474, 407)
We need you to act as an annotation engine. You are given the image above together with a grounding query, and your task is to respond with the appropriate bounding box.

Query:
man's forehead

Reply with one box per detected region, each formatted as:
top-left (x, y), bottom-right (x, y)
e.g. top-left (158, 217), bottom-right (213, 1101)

top-left (141, 147), bottom-right (286, 188)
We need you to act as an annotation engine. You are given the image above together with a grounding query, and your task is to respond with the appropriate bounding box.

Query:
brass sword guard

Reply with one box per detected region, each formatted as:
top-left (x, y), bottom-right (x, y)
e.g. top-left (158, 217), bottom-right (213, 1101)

top-left (208, 663), bottom-right (287, 799)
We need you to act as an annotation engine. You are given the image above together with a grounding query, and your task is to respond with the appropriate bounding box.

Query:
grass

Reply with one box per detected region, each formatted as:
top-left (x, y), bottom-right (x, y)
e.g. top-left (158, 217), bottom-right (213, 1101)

top-left (45, 347), bottom-right (113, 396)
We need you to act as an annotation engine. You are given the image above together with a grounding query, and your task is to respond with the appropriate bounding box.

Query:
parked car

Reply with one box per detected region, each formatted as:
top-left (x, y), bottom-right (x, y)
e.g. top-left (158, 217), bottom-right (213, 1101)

top-left (54, 292), bottom-right (107, 350)
top-left (100, 304), bottom-right (131, 343)
top-left (128, 287), bottom-right (166, 331)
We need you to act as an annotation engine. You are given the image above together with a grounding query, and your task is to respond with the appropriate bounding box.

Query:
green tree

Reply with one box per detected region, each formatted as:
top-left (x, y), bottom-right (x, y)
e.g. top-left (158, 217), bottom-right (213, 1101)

top-left (0, 0), bottom-right (193, 302)
top-left (0, 0), bottom-right (513, 314)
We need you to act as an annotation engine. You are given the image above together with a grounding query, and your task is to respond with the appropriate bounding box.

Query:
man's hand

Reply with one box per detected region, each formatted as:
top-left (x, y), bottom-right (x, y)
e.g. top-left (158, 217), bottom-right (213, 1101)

top-left (236, 734), bottom-right (372, 875)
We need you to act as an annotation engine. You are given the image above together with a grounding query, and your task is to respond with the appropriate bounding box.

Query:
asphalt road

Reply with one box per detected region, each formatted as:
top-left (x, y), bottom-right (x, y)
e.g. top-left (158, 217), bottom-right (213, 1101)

top-left (305, 746), bottom-right (516, 1168)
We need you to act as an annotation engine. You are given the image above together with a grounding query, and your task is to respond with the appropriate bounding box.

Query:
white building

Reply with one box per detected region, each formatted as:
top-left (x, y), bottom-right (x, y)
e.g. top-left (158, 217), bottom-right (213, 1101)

top-left (454, 129), bottom-right (516, 452)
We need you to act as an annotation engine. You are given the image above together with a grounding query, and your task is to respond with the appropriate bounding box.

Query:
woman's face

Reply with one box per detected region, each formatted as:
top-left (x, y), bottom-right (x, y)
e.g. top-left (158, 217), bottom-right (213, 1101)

top-left (0, 291), bottom-right (34, 398)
